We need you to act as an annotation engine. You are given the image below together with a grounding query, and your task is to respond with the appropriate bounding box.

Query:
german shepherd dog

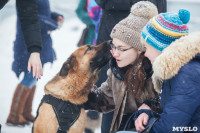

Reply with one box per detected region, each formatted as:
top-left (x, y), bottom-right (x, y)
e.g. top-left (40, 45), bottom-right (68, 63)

top-left (33, 42), bottom-right (111, 133)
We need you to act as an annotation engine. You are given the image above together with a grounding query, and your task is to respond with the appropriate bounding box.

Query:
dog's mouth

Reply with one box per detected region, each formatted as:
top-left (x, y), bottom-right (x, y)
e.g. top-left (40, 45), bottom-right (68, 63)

top-left (90, 42), bottom-right (112, 72)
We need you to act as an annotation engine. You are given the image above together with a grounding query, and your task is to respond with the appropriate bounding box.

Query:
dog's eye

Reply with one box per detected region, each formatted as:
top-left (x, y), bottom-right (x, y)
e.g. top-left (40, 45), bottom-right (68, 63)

top-left (84, 46), bottom-right (93, 54)
top-left (87, 46), bottom-right (92, 51)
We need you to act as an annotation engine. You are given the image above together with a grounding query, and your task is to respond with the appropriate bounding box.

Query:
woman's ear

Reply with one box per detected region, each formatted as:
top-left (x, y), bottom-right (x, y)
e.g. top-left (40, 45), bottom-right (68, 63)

top-left (137, 50), bottom-right (142, 55)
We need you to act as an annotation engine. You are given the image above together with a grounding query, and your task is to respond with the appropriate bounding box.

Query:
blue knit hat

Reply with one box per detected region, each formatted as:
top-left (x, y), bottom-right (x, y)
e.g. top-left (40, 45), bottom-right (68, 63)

top-left (142, 9), bottom-right (190, 51)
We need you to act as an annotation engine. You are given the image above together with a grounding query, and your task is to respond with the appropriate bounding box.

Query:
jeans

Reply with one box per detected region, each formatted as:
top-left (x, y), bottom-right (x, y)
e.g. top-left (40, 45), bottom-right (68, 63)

top-left (101, 111), bottom-right (114, 133)
top-left (20, 71), bottom-right (37, 88)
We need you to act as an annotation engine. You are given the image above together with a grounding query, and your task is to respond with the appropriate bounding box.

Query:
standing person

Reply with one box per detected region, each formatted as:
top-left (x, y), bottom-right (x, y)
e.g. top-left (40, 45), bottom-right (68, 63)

top-left (87, 0), bottom-right (102, 45)
top-left (76, 1), bottom-right (102, 132)
top-left (84, 1), bottom-right (160, 133)
top-left (1, 0), bottom-right (43, 80)
top-left (134, 9), bottom-right (200, 133)
top-left (76, 0), bottom-right (96, 46)
top-left (95, 0), bottom-right (167, 132)
top-left (6, 0), bottom-right (64, 126)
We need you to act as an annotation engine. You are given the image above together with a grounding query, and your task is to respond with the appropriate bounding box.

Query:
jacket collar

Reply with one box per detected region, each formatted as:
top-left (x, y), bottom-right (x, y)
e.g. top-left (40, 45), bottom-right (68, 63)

top-left (152, 32), bottom-right (200, 93)
top-left (109, 57), bottom-right (130, 81)
top-left (110, 54), bottom-right (153, 81)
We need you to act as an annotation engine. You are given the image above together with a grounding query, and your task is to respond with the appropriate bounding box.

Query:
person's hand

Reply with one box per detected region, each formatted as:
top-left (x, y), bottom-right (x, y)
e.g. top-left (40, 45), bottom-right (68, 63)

top-left (135, 113), bottom-right (149, 132)
top-left (138, 103), bottom-right (151, 110)
top-left (28, 52), bottom-right (43, 80)
top-left (57, 16), bottom-right (64, 29)
top-left (57, 16), bottom-right (64, 23)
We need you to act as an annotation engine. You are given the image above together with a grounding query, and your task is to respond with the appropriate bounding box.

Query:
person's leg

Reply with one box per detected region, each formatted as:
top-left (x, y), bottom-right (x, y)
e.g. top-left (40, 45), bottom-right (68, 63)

top-left (85, 111), bottom-right (101, 133)
top-left (6, 84), bottom-right (31, 125)
top-left (21, 71), bottom-right (37, 122)
top-left (101, 111), bottom-right (114, 133)
top-left (7, 71), bottom-right (37, 125)
top-left (20, 71), bottom-right (37, 88)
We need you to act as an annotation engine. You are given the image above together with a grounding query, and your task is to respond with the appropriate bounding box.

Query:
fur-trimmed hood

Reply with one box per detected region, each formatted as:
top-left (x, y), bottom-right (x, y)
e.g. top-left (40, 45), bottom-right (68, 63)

top-left (152, 32), bottom-right (200, 93)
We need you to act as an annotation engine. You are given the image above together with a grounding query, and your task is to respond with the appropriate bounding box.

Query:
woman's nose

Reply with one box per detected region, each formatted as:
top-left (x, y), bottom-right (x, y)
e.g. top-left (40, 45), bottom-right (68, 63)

top-left (112, 49), bottom-right (120, 58)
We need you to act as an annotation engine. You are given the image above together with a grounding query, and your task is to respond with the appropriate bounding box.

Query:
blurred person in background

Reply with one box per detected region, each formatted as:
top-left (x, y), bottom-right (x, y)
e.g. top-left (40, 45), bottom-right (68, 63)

top-left (76, 0), bottom-right (102, 132)
top-left (6, 0), bottom-right (64, 126)
top-left (94, 0), bottom-right (167, 132)
top-left (1, 0), bottom-right (44, 80)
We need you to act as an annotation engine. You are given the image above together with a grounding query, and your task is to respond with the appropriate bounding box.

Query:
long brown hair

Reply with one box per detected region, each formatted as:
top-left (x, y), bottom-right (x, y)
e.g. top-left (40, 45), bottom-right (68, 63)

top-left (124, 54), bottom-right (146, 101)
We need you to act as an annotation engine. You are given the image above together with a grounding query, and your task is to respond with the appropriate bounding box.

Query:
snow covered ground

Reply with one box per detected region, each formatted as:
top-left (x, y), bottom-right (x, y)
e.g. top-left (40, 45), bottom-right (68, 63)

top-left (0, 1), bottom-right (200, 133)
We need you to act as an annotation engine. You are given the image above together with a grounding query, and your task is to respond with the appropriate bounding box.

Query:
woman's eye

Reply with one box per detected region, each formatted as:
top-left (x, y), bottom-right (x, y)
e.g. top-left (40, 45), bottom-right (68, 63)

top-left (119, 48), bottom-right (125, 51)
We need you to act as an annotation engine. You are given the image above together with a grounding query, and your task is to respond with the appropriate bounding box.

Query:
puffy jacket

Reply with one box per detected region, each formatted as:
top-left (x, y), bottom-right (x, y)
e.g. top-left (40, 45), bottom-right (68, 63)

top-left (136, 32), bottom-right (200, 133)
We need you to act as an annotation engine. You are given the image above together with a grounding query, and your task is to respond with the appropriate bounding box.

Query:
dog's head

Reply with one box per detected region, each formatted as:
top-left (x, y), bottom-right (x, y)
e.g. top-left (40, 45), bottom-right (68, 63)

top-left (59, 41), bottom-right (111, 77)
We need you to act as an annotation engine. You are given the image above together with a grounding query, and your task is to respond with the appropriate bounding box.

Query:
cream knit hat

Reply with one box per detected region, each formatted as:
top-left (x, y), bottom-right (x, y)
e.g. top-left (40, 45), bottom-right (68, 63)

top-left (110, 1), bottom-right (158, 51)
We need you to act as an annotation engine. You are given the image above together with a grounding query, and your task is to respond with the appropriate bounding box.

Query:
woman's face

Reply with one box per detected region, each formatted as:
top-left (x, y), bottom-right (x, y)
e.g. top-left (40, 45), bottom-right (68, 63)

top-left (144, 42), bottom-right (161, 64)
top-left (110, 38), bottom-right (141, 68)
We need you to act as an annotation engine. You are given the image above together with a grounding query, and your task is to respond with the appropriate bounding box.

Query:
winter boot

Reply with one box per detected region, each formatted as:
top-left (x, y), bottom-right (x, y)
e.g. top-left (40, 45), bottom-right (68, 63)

top-left (6, 84), bottom-right (31, 126)
top-left (23, 86), bottom-right (36, 122)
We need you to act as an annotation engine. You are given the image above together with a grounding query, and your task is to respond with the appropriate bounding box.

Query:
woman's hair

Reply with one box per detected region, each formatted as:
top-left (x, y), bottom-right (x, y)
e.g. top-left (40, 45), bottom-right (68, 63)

top-left (124, 53), bottom-right (148, 102)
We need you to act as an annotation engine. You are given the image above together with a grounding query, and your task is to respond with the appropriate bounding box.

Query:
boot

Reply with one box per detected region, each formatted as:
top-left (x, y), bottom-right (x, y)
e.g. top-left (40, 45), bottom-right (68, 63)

top-left (6, 84), bottom-right (31, 125)
top-left (23, 86), bottom-right (36, 122)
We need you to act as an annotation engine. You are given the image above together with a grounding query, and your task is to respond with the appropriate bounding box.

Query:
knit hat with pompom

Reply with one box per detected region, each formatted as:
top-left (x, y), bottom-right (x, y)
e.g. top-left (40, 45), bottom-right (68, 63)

top-left (142, 9), bottom-right (190, 51)
top-left (110, 1), bottom-right (158, 52)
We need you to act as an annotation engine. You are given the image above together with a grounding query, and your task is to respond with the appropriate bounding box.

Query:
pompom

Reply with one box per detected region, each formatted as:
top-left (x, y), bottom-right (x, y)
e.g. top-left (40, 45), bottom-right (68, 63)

top-left (178, 9), bottom-right (190, 24)
top-left (131, 1), bottom-right (158, 19)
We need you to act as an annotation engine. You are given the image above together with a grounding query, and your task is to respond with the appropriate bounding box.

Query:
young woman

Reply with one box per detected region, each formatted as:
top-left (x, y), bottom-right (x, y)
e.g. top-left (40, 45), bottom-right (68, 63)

top-left (134, 9), bottom-right (200, 133)
top-left (84, 1), bottom-right (160, 132)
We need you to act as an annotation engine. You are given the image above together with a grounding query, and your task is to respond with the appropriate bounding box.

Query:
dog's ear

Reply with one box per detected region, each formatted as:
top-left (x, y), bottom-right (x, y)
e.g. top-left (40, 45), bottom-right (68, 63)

top-left (59, 55), bottom-right (76, 76)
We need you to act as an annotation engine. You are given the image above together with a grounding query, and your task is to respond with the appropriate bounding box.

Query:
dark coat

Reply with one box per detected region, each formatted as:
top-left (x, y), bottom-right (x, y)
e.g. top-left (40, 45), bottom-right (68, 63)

top-left (12, 0), bottom-right (60, 77)
top-left (0, 0), bottom-right (8, 9)
top-left (16, 0), bottom-right (43, 53)
top-left (0, 0), bottom-right (43, 53)
top-left (137, 32), bottom-right (200, 133)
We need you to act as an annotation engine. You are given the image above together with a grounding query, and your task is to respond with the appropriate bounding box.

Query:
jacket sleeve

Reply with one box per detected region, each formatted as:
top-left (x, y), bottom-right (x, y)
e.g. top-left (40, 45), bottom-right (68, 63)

top-left (76, 0), bottom-right (93, 25)
top-left (95, 0), bottom-right (167, 13)
top-left (84, 69), bottom-right (115, 113)
top-left (148, 0), bottom-right (167, 13)
top-left (0, 0), bottom-right (8, 10)
top-left (16, 0), bottom-right (42, 53)
top-left (38, 15), bottom-right (58, 32)
top-left (51, 12), bottom-right (63, 22)
top-left (150, 68), bottom-right (200, 133)
top-left (156, 0), bottom-right (167, 13)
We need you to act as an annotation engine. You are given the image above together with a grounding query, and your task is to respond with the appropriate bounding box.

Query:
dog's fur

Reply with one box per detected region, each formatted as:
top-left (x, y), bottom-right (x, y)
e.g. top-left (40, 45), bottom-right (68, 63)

top-left (33, 42), bottom-right (111, 133)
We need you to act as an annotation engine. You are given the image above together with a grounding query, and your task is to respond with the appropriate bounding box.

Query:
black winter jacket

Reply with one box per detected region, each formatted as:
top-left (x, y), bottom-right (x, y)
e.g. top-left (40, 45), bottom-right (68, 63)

top-left (0, 0), bottom-right (42, 53)
top-left (0, 0), bottom-right (8, 9)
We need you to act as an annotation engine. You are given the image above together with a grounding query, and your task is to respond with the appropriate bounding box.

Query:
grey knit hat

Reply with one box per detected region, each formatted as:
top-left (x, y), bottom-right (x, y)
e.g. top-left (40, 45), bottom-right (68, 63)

top-left (110, 1), bottom-right (158, 52)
